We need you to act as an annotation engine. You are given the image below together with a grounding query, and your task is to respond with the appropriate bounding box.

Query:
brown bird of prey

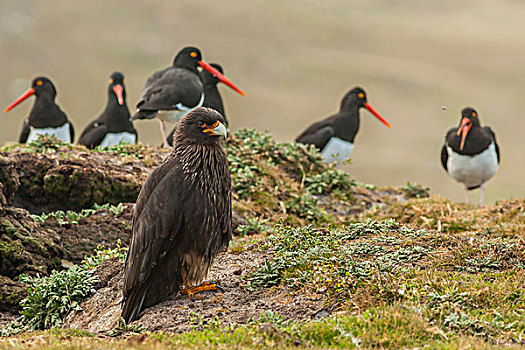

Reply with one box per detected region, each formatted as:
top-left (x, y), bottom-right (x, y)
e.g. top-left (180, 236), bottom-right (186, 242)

top-left (121, 107), bottom-right (232, 323)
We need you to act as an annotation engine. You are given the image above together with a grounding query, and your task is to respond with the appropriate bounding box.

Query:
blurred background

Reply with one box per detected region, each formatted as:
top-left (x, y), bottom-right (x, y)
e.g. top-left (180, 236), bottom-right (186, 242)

top-left (1, 0), bottom-right (524, 203)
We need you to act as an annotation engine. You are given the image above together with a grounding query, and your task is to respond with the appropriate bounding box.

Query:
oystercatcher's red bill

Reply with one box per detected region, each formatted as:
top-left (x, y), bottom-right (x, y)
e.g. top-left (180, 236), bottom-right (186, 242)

top-left (112, 84), bottom-right (124, 105)
top-left (363, 102), bottom-right (391, 128)
top-left (4, 88), bottom-right (35, 113)
top-left (456, 117), bottom-right (472, 151)
top-left (198, 60), bottom-right (245, 96)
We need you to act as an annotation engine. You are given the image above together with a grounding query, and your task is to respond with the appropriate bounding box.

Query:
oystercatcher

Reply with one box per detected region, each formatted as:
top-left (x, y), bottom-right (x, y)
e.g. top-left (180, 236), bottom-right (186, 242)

top-left (78, 72), bottom-right (137, 148)
top-left (440, 107), bottom-right (500, 205)
top-left (131, 47), bottom-right (244, 147)
top-left (4, 77), bottom-right (74, 143)
top-left (296, 87), bottom-right (391, 164)
top-left (122, 107), bottom-right (231, 323)
top-left (166, 62), bottom-right (228, 147)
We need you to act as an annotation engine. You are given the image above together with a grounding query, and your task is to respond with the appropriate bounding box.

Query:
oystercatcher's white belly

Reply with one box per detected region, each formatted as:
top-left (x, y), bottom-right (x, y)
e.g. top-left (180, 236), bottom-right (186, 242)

top-left (157, 110), bottom-right (186, 123)
top-left (27, 123), bottom-right (71, 143)
top-left (99, 132), bottom-right (136, 148)
top-left (321, 137), bottom-right (354, 164)
top-left (447, 142), bottom-right (498, 188)
top-left (157, 94), bottom-right (205, 123)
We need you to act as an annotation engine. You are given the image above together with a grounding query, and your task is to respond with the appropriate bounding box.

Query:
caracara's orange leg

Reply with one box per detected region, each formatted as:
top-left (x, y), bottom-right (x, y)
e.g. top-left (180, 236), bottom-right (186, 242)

top-left (180, 271), bottom-right (223, 301)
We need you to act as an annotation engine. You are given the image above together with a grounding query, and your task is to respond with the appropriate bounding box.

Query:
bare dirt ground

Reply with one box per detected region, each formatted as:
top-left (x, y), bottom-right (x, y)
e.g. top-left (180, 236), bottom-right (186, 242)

top-left (64, 248), bottom-right (328, 334)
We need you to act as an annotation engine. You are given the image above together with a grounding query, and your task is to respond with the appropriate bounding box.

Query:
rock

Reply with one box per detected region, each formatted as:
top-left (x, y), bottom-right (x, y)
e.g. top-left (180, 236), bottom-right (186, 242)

top-left (0, 276), bottom-right (26, 313)
top-left (0, 207), bottom-right (62, 279)
top-left (44, 205), bottom-right (133, 263)
top-left (0, 156), bottom-right (20, 208)
top-left (3, 146), bottom-right (169, 214)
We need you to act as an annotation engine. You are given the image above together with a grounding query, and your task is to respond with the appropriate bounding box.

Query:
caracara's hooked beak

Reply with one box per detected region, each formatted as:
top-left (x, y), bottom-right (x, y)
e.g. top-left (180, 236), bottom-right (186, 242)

top-left (198, 61), bottom-right (245, 96)
top-left (203, 121), bottom-right (227, 138)
top-left (363, 102), bottom-right (392, 128)
top-left (4, 88), bottom-right (35, 113)
top-left (112, 84), bottom-right (124, 105)
top-left (456, 117), bottom-right (471, 151)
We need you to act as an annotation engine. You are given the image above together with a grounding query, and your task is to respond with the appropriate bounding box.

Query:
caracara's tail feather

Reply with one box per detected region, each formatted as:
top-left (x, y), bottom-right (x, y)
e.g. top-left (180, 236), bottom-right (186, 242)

top-left (121, 284), bottom-right (148, 323)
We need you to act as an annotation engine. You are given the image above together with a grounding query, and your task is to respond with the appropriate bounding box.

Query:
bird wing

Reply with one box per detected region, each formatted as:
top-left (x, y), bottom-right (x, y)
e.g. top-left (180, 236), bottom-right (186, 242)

top-left (68, 121), bottom-right (75, 143)
top-left (78, 121), bottom-right (108, 148)
top-left (296, 123), bottom-right (335, 150)
top-left (483, 126), bottom-right (500, 164)
top-left (136, 67), bottom-right (203, 111)
top-left (219, 170), bottom-right (233, 246)
top-left (441, 127), bottom-right (459, 170)
top-left (18, 119), bottom-right (30, 143)
top-left (122, 157), bottom-right (184, 319)
top-left (440, 144), bottom-right (448, 171)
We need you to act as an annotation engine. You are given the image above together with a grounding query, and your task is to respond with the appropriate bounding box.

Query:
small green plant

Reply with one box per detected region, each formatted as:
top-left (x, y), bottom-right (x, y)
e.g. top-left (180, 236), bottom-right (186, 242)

top-left (285, 194), bottom-right (327, 221)
top-left (252, 310), bottom-right (294, 329)
top-left (237, 216), bottom-right (272, 236)
top-left (0, 320), bottom-right (25, 337)
top-left (401, 182), bottom-right (430, 198)
top-left (81, 239), bottom-right (128, 269)
top-left (304, 168), bottom-right (355, 195)
top-left (31, 203), bottom-right (128, 225)
top-left (7, 241), bottom-right (127, 332)
top-left (18, 266), bottom-right (98, 330)
top-left (92, 202), bottom-right (128, 215)
top-left (246, 261), bottom-right (283, 290)
top-left (108, 317), bottom-right (147, 336)
top-left (93, 142), bottom-right (145, 158)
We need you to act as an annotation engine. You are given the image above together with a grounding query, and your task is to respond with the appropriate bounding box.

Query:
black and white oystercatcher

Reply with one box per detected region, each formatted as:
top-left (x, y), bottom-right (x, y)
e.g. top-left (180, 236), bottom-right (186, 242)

top-left (131, 47), bottom-right (244, 147)
top-left (78, 72), bottom-right (137, 148)
top-left (122, 107), bottom-right (232, 323)
top-left (166, 62), bottom-right (228, 147)
top-left (4, 77), bottom-right (74, 143)
top-left (440, 107), bottom-right (500, 205)
top-left (296, 87), bottom-right (391, 164)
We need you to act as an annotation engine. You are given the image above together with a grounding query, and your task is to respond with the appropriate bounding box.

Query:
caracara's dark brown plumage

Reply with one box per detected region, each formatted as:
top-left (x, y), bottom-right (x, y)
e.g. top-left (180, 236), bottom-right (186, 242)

top-left (121, 107), bottom-right (232, 323)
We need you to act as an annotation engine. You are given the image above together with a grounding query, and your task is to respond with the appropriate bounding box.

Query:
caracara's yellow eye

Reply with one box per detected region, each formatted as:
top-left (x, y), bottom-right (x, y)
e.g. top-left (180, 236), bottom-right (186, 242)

top-left (358, 92), bottom-right (364, 98)
top-left (190, 52), bottom-right (197, 58)
top-left (36, 80), bottom-right (43, 86)
top-left (109, 78), bottom-right (114, 84)
top-left (472, 112), bottom-right (477, 117)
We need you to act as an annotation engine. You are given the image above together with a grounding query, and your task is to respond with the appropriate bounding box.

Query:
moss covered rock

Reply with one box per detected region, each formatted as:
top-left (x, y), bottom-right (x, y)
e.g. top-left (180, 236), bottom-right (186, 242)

top-left (0, 156), bottom-right (20, 208)
top-left (3, 144), bottom-right (166, 213)
top-left (0, 207), bottom-right (62, 278)
top-left (0, 275), bottom-right (26, 313)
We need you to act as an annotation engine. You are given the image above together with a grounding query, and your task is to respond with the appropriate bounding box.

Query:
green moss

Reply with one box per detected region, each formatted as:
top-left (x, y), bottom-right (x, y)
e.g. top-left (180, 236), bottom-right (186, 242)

top-left (1, 218), bottom-right (16, 236)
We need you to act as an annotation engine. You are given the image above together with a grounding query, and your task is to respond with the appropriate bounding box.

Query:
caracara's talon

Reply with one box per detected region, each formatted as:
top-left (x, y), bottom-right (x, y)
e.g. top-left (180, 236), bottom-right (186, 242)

top-left (180, 281), bottom-right (223, 301)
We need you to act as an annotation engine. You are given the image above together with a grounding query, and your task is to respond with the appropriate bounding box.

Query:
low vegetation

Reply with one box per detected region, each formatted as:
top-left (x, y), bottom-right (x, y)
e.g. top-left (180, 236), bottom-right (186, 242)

top-left (0, 133), bottom-right (523, 349)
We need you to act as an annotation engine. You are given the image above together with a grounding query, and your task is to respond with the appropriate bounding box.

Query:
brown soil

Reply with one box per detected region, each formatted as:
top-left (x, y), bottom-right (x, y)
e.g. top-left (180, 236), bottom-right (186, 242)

top-left (64, 248), bottom-right (328, 334)
top-left (47, 205), bottom-right (134, 264)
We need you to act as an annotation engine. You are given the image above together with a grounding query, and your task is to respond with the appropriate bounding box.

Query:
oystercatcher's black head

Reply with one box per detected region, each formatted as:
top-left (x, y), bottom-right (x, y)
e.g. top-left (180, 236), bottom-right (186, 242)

top-left (172, 46), bottom-right (245, 96)
top-left (173, 47), bottom-right (203, 69)
top-left (341, 87), bottom-right (368, 109)
top-left (108, 71), bottom-right (126, 105)
top-left (4, 76), bottom-right (57, 113)
top-left (31, 77), bottom-right (57, 97)
top-left (460, 107), bottom-right (481, 127)
top-left (456, 107), bottom-right (481, 150)
top-left (175, 107), bottom-right (227, 146)
top-left (341, 86), bottom-right (391, 128)
top-left (202, 63), bottom-right (224, 85)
